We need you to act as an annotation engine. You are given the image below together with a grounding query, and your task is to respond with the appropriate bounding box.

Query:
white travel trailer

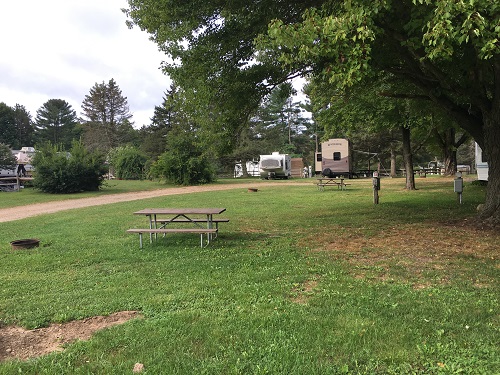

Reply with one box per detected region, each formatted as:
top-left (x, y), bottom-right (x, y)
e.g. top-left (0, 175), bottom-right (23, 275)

top-left (315, 138), bottom-right (353, 178)
top-left (259, 152), bottom-right (291, 179)
top-left (0, 147), bottom-right (35, 177)
top-left (234, 160), bottom-right (260, 177)
top-left (475, 143), bottom-right (488, 181)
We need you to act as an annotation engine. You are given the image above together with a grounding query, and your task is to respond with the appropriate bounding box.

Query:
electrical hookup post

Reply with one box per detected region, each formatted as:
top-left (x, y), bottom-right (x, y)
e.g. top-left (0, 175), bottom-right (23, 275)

top-left (454, 172), bottom-right (463, 204)
top-left (372, 172), bottom-right (381, 204)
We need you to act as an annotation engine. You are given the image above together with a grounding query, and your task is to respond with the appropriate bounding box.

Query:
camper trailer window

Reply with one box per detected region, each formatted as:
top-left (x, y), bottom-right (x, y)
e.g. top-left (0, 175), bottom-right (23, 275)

top-left (333, 152), bottom-right (341, 161)
top-left (316, 153), bottom-right (322, 161)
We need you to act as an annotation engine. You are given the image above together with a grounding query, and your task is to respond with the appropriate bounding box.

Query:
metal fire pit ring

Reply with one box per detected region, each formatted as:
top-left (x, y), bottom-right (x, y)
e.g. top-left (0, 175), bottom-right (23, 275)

top-left (10, 238), bottom-right (40, 250)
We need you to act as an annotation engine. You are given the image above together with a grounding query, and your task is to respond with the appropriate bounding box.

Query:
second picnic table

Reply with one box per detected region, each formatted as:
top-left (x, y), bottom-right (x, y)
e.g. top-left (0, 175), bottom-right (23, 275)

top-left (316, 178), bottom-right (348, 191)
top-left (128, 207), bottom-right (227, 248)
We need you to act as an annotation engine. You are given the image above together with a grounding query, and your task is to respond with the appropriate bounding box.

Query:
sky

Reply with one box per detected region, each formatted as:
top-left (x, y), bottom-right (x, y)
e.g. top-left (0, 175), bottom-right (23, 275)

top-left (0, 0), bottom-right (172, 128)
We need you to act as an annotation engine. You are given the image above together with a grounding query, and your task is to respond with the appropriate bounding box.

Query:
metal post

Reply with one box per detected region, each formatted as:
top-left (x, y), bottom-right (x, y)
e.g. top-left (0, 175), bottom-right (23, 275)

top-left (373, 172), bottom-right (380, 204)
top-left (454, 172), bottom-right (463, 205)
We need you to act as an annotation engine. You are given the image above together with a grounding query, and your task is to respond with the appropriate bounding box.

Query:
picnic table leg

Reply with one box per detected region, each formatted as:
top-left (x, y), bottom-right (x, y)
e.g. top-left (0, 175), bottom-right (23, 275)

top-left (206, 214), bottom-right (213, 243)
top-left (139, 232), bottom-right (143, 249)
top-left (148, 215), bottom-right (153, 243)
top-left (153, 214), bottom-right (158, 241)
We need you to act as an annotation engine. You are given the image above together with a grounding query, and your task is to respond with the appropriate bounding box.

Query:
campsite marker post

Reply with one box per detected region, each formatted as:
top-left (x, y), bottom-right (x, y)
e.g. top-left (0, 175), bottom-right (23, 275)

top-left (454, 172), bottom-right (463, 204)
top-left (372, 171), bottom-right (380, 204)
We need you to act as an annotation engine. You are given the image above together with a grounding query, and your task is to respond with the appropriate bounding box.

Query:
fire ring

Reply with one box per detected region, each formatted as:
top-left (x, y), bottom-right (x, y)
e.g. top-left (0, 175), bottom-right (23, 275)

top-left (10, 239), bottom-right (40, 250)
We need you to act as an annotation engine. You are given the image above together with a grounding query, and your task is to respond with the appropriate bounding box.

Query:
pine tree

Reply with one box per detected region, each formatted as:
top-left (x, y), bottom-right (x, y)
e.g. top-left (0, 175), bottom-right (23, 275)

top-left (35, 99), bottom-right (78, 149)
top-left (12, 105), bottom-right (34, 148)
top-left (0, 103), bottom-right (17, 147)
top-left (81, 78), bottom-right (134, 152)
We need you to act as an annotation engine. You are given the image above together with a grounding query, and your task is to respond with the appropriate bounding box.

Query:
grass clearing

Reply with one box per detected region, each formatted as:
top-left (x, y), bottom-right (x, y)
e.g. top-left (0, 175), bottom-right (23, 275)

top-left (0, 177), bottom-right (498, 374)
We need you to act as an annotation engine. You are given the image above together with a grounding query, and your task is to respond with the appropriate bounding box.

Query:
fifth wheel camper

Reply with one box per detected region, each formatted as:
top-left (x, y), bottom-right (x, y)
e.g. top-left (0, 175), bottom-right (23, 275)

top-left (315, 138), bottom-right (353, 178)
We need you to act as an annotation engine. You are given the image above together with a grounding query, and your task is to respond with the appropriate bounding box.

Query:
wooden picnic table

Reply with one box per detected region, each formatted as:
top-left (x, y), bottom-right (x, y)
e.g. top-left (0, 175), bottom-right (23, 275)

top-left (128, 208), bottom-right (227, 248)
top-left (316, 178), bottom-right (349, 191)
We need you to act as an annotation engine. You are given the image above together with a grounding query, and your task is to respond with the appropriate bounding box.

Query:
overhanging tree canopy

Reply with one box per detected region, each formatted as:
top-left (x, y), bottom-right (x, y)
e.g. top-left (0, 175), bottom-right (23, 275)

top-left (124, 0), bottom-right (317, 153)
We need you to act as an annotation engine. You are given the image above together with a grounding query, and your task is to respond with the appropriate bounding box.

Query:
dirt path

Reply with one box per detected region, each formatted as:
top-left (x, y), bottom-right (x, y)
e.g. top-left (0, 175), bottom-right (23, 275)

top-left (0, 182), bottom-right (311, 223)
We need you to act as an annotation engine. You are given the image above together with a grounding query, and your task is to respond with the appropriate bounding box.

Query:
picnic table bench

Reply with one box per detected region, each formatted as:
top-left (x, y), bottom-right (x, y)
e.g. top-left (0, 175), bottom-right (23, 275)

top-left (127, 228), bottom-right (218, 248)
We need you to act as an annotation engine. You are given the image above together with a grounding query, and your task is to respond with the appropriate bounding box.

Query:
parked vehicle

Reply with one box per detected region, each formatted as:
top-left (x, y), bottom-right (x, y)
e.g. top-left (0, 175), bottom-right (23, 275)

top-left (315, 138), bottom-right (353, 178)
top-left (234, 160), bottom-right (260, 177)
top-left (475, 143), bottom-right (488, 181)
top-left (259, 152), bottom-right (291, 179)
top-left (0, 147), bottom-right (35, 177)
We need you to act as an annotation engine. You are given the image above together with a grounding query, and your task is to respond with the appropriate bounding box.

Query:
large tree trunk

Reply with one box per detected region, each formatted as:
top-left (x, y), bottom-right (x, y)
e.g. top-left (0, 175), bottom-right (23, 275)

top-left (478, 110), bottom-right (500, 226)
top-left (241, 160), bottom-right (249, 178)
top-left (441, 128), bottom-right (457, 176)
top-left (390, 147), bottom-right (397, 178)
top-left (442, 146), bottom-right (457, 176)
top-left (433, 127), bottom-right (469, 176)
top-left (401, 126), bottom-right (416, 190)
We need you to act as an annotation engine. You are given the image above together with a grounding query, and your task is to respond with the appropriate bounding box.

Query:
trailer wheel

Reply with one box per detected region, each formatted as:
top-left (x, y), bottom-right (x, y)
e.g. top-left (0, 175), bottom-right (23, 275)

top-left (322, 168), bottom-right (332, 178)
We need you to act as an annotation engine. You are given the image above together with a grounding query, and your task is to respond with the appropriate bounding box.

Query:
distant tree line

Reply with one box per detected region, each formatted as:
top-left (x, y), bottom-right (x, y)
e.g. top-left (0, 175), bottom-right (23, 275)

top-left (0, 75), bottom-right (477, 192)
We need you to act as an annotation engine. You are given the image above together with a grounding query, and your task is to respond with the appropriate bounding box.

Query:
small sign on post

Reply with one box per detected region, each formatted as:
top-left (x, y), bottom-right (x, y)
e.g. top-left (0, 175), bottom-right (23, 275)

top-left (454, 172), bottom-right (463, 204)
top-left (373, 172), bottom-right (380, 204)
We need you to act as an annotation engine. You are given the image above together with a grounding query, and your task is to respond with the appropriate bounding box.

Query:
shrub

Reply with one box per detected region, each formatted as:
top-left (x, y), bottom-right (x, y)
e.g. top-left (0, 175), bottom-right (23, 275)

top-left (32, 141), bottom-right (107, 193)
top-left (0, 143), bottom-right (16, 171)
top-left (149, 152), bottom-right (215, 185)
top-left (470, 179), bottom-right (488, 187)
top-left (108, 146), bottom-right (148, 180)
top-left (148, 129), bottom-right (215, 185)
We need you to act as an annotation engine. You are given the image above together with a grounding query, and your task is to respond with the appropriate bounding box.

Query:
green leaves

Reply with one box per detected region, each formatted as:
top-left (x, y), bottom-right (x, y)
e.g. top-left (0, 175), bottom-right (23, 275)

top-left (419, 0), bottom-right (499, 60)
top-left (257, 4), bottom-right (381, 89)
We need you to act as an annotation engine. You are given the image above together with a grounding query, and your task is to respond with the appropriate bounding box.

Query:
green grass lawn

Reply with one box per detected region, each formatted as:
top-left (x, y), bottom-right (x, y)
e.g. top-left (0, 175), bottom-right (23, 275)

top-left (0, 177), bottom-right (498, 374)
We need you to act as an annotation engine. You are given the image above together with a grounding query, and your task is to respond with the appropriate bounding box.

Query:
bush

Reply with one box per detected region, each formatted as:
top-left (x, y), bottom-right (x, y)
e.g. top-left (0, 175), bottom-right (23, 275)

top-left (0, 143), bottom-right (16, 171)
top-left (108, 146), bottom-right (147, 180)
top-left (150, 152), bottom-right (215, 185)
top-left (148, 129), bottom-right (215, 185)
top-left (470, 179), bottom-right (488, 187)
top-left (32, 141), bottom-right (107, 193)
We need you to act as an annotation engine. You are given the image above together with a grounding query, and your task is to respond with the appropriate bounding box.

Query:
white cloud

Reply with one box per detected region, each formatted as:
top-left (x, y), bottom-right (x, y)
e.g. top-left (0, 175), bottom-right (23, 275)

top-left (0, 0), bottom-right (171, 127)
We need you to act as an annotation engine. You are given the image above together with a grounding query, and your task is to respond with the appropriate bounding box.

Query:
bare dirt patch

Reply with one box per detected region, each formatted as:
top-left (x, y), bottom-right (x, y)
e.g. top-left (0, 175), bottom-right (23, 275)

top-left (290, 278), bottom-right (320, 305)
top-left (0, 311), bottom-right (140, 362)
top-left (300, 222), bottom-right (499, 288)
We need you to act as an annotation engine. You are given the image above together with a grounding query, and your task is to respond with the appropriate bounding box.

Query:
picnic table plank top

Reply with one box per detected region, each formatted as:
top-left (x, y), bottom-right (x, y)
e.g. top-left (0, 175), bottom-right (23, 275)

top-left (134, 208), bottom-right (226, 215)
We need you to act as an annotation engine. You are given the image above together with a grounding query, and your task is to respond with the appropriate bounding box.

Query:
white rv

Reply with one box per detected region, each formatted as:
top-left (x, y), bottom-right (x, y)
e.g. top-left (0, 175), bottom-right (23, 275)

top-left (259, 152), bottom-right (291, 179)
top-left (0, 147), bottom-right (35, 177)
top-left (475, 143), bottom-right (488, 181)
top-left (315, 138), bottom-right (353, 178)
top-left (234, 160), bottom-right (260, 177)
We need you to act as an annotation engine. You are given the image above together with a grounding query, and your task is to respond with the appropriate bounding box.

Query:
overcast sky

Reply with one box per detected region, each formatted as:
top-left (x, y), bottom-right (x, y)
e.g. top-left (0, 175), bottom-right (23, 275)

top-left (0, 0), bottom-right (171, 128)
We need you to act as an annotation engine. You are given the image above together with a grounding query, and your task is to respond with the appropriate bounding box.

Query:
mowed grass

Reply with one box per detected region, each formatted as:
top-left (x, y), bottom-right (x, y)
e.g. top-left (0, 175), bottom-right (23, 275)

top-left (0, 177), bottom-right (498, 374)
